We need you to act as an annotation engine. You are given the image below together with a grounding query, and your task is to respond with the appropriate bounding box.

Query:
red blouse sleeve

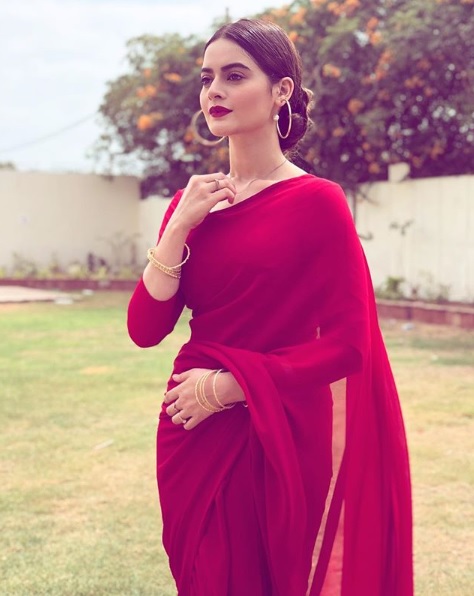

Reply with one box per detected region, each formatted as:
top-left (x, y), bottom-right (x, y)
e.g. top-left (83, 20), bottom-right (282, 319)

top-left (127, 191), bottom-right (186, 348)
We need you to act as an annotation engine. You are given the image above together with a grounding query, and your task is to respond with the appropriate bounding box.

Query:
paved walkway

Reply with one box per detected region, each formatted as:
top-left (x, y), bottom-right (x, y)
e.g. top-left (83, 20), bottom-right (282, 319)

top-left (0, 285), bottom-right (74, 304)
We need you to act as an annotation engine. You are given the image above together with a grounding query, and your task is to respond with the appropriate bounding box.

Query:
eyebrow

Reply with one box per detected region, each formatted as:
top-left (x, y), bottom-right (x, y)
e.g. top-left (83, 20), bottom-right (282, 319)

top-left (201, 62), bottom-right (252, 74)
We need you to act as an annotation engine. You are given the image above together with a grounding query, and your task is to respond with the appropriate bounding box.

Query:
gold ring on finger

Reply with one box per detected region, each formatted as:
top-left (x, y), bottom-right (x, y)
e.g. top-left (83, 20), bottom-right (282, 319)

top-left (214, 179), bottom-right (220, 192)
top-left (173, 402), bottom-right (179, 413)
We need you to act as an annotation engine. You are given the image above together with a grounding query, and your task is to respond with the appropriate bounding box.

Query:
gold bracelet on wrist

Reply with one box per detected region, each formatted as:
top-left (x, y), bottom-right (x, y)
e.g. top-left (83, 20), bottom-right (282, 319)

top-left (146, 243), bottom-right (190, 279)
top-left (212, 369), bottom-right (235, 410)
top-left (195, 370), bottom-right (222, 413)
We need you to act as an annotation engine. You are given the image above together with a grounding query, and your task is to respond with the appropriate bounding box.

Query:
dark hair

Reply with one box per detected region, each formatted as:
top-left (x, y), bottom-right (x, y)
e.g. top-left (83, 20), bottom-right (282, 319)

top-left (205, 18), bottom-right (313, 152)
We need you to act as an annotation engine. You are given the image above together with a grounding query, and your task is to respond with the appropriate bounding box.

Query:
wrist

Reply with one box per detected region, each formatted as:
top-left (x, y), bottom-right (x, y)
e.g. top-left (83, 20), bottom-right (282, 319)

top-left (165, 217), bottom-right (192, 239)
top-left (217, 372), bottom-right (245, 406)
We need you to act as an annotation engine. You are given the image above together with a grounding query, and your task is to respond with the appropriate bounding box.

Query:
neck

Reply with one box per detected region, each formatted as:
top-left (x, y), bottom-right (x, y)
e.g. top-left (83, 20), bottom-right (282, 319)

top-left (227, 130), bottom-right (285, 181)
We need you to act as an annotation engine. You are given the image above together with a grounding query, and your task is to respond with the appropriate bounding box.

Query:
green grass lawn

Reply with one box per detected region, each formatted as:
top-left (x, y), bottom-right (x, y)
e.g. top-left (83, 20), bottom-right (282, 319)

top-left (1, 292), bottom-right (473, 595)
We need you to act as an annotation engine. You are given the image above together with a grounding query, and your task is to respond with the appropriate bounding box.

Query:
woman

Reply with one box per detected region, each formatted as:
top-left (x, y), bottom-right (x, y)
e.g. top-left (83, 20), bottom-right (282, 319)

top-left (128, 18), bottom-right (413, 596)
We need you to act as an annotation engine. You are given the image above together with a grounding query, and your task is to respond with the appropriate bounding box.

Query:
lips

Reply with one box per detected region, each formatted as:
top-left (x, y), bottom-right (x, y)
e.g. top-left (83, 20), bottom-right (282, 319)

top-left (209, 106), bottom-right (232, 117)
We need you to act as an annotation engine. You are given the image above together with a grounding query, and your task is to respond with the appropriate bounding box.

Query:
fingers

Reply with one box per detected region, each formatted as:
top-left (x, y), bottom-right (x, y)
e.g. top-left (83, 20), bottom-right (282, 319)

top-left (164, 372), bottom-right (186, 403)
top-left (169, 405), bottom-right (195, 430)
top-left (163, 390), bottom-right (176, 404)
top-left (165, 400), bottom-right (181, 416)
top-left (166, 399), bottom-right (189, 426)
top-left (204, 173), bottom-right (236, 202)
top-left (178, 174), bottom-right (236, 226)
top-left (172, 411), bottom-right (190, 427)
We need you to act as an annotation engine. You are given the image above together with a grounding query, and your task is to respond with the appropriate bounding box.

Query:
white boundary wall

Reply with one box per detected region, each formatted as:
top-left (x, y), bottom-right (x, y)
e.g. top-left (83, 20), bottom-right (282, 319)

top-left (357, 174), bottom-right (474, 302)
top-left (0, 171), bottom-right (141, 271)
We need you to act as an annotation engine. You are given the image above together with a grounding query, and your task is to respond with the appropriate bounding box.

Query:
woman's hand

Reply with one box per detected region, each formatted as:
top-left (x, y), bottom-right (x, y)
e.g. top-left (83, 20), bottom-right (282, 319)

top-left (163, 368), bottom-right (246, 430)
top-left (169, 173), bottom-right (236, 231)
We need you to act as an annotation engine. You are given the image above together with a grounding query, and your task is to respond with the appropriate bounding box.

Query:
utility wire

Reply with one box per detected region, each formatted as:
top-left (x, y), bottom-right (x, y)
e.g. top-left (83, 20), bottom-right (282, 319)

top-left (0, 112), bottom-right (97, 154)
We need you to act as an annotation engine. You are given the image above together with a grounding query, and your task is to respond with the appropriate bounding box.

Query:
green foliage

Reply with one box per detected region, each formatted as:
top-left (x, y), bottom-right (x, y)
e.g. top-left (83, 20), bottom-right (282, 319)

top-left (95, 0), bottom-right (474, 196)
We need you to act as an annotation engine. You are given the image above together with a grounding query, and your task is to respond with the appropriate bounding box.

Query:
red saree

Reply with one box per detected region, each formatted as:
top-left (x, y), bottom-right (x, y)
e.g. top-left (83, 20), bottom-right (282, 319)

top-left (127, 175), bottom-right (413, 595)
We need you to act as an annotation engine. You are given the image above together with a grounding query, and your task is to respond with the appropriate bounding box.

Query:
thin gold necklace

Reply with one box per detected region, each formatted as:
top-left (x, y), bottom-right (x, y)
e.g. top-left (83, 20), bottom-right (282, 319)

top-left (230, 158), bottom-right (288, 195)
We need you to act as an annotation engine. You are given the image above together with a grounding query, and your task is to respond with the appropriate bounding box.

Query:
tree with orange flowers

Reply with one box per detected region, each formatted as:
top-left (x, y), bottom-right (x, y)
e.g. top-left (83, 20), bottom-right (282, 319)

top-left (94, 32), bottom-right (216, 197)
top-left (263, 0), bottom-right (474, 190)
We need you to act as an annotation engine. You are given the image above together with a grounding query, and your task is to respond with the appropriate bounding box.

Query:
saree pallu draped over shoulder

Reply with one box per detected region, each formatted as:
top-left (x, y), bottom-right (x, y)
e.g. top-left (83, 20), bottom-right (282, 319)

top-left (127, 175), bottom-right (413, 596)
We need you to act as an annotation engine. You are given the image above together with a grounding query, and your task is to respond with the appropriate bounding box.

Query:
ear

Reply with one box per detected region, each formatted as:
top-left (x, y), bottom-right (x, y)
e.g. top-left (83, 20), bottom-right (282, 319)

top-left (273, 76), bottom-right (295, 104)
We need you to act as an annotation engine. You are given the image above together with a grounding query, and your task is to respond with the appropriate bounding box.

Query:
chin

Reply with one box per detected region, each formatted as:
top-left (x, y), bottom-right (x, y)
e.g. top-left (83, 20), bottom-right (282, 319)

top-left (208, 125), bottom-right (231, 139)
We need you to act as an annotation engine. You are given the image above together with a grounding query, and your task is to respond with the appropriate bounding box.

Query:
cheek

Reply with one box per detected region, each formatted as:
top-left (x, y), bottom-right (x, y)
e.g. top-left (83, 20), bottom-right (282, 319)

top-left (199, 88), bottom-right (206, 109)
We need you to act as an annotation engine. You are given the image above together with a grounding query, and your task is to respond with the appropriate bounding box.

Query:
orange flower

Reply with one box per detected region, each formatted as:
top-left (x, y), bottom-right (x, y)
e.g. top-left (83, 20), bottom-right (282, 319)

top-left (379, 50), bottom-right (393, 65)
top-left (327, 1), bottom-right (342, 15)
top-left (290, 7), bottom-right (307, 25)
top-left (137, 115), bottom-right (153, 131)
top-left (163, 72), bottom-right (182, 83)
top-left (143, 68), bottom-right (152, 79)
top-left (136, 87), bottom-right (147, 99)
top-left (332, 126), bottom-right (345, 137)
top-left (404, 75), bottom-right (423, 89)
top-left (322, 63), bottom-right (342, 78)
top-left (369, 31), bottom-right (382, 45)
top-left (366, 16), bottom-right (379, 31)
top-left (368, 162), bottom-right (381, 174)
top-left (344, 0), bottom-right (360, 15)
top-left (184, 129), bottom-right (195, 143)
top-left (289, 31), bottom-right (299, 43)
top-left (145, 84), bottom-right (157, 97)
top-left (347, 98), bottom-right (364, 115)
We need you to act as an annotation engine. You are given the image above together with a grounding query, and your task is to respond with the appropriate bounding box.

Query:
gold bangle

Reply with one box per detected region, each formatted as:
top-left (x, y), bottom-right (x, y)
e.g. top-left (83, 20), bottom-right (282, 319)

top-left (200, 371), bottom-right (222, 412)
top-left (195, 371), bottom-right (222, 413)
top-left (212, 369), bottom-right (235, 410)
top-left (146, 244), bottom-right (190, 279)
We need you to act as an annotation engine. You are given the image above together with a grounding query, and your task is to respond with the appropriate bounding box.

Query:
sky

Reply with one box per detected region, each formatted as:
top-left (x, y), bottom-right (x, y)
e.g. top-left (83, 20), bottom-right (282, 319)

top-left (0, 0), bottom-right (278, 173)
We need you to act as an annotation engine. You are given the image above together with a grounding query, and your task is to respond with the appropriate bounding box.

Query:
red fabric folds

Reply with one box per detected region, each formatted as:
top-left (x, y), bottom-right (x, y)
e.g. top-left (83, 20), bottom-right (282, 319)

top-left (127, 175), bottom-right (413, 595)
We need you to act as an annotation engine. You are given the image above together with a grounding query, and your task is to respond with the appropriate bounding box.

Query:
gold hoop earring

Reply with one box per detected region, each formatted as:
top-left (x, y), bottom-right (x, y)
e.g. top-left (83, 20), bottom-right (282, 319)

top-left (275, 99), bottom-right (292, 140)
top-left (190, 109), bottom-right (226, 147)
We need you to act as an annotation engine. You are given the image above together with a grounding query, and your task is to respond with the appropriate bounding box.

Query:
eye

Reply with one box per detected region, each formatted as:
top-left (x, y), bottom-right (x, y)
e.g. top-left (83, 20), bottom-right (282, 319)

top-left (228, 72), bottom-right (244, 82)
top-left (200, 75), bottom-right (212, 87)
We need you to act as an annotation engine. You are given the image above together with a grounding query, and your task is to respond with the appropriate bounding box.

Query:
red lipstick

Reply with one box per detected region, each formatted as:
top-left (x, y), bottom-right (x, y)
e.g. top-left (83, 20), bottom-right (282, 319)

top-left (209, 106), bottom-right (232, 118)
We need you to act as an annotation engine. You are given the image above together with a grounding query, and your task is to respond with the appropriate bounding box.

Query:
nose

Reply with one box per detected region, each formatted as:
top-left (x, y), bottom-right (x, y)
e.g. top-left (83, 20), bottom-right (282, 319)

top-left (207, 78), bottom-right (224, 100)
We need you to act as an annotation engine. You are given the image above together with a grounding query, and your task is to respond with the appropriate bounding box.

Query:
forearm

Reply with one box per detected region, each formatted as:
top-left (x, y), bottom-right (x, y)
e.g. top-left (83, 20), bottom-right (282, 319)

top-left (127, 278), bottom-right (185, 347)
top-left (143, 220), bottom-right (191, 301)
